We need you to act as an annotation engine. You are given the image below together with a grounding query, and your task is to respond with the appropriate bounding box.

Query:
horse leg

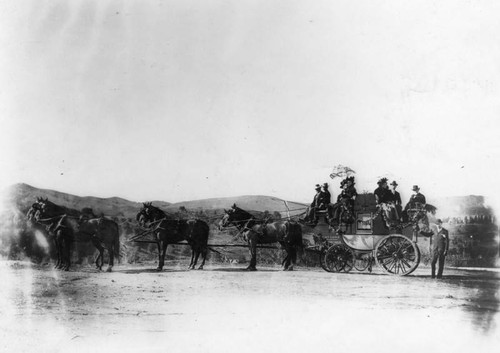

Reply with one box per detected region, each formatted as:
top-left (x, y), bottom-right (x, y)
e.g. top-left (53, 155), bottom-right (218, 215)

top-left (246, 234), bottom-right (258, 271)
top-left (156, 241), bottom-right (163, 271)
top-left (54, 237), bottom-right (61, 269)
top-left (197, 247), bottom-right (207, 270)
top-left (287, 246), bottom-right (296, 271)
top-left (188, 248), bottom-right (195, 270)
top-left (157, 242), bottom-right (168, 271)
top-left (62, 236), bottom-right (71, 271)
top-left (193, 249), bottom-right (201, 270)
top-left (91, 238), bottom-right (103, 271)
top-left (106, 246), bottom-right (114, 273)
top-left (280, 242), bottom-right (289, 270)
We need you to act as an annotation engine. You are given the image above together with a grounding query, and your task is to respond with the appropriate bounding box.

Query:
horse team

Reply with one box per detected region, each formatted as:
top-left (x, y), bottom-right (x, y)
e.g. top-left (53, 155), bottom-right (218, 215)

top-left (27, 198), bottom-right (303, 272)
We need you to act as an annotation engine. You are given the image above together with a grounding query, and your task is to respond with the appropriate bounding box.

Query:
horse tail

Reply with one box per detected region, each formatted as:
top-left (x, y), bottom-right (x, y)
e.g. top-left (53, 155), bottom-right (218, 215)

top-left (292, 222), bottom-right (303, 248)
top-left (285, 221), bottom-right (303, 248)
top-left (113, 222), bottom-right (121, 260)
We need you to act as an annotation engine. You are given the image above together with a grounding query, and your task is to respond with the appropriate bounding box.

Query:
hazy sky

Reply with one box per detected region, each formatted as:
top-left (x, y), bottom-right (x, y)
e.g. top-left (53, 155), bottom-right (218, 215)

top-left (1, 0), bottom-right (499, 205)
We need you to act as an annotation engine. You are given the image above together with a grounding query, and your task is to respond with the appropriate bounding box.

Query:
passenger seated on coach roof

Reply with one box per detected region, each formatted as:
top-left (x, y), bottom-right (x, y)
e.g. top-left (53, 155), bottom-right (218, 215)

top-left (389, 180), bottom-right (403, 221)
top-left (302, 184), bottom-right (324, 224)
top-left (374, 178), bottom-right (400, 227)
top-left (320, 183), bottom-right (331, 209)
top-left (405, 185), bottom-right (426, 210)
top-left (404, 185), bottom-right (432, 235)
top-left (329, 176), bottom-right (357, 225)
top-left (374, 178), bottom-right (392, 205)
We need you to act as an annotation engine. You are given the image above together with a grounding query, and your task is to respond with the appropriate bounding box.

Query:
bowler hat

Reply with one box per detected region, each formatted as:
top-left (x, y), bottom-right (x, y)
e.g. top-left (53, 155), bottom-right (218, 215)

top-left (412, 185), bottom-right (420, 191)
top-left (315, 184), bottom-right (321, 190)
top-left (322, 183), bottom-right (328, 189)
top-left (390, 181), bottom-right (398, 186)
top-left (436, 219), bottom-right (443, 224)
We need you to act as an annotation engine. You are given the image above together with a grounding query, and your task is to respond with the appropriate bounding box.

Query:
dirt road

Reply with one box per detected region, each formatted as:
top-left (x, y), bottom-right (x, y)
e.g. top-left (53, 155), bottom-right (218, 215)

top-left (1, 261), bottom-right (499, 353)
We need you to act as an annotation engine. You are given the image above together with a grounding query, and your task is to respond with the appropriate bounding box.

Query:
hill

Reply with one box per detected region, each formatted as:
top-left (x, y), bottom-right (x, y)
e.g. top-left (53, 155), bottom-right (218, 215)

top-left (1, 183), bottom-right (171, 220)
top-left (1, 183), bottom-right (307, 218)
top-left (167, 195), bottom-right (307, 216)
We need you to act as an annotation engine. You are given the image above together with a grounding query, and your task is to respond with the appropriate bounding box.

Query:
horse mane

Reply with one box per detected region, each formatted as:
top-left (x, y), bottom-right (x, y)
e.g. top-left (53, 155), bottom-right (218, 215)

top-left (143, 202), bottom-right (169, 219)
top-left (231, 205), bottom-right (255, 221)
top-left (41, 199), bottom-right (81, 217)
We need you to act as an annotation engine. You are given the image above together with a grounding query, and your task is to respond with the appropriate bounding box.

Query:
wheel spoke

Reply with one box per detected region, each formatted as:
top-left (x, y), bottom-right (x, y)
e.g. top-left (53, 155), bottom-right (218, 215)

top-left (375, 235), bottom-right (421, 276)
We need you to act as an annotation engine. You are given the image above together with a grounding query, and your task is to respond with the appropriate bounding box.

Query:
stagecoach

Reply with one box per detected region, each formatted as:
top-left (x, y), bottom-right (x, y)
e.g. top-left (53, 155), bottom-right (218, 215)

top-left (305, 193), bottom-right (427, 276)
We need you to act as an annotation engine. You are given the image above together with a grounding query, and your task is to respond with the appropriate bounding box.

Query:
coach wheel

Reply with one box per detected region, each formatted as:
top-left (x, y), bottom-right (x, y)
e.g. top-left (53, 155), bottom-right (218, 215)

top-left (375, 235), bottom-right (420, 276)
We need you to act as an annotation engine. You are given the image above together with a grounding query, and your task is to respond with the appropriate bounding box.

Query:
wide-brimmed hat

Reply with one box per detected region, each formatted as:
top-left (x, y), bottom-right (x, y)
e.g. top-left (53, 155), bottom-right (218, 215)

top-left (390, 181), bottom-right (398, 186)
top-left (412, 185), bottom-right (420, 191)
top-left (377, 177), bottom-right (388, 185)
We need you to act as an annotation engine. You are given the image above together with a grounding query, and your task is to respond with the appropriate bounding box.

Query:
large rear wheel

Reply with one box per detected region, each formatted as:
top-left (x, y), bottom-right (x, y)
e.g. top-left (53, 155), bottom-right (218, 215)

top-left (375, 235), bottom-right (420, 276)
top-left (323, 244), bottom-right (354, 273)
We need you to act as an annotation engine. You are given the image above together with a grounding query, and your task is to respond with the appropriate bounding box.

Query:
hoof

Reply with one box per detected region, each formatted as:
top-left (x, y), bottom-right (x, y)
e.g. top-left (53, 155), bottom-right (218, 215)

top-left (105, 267), bottom-right (112, 273)
top-left (245, 266), bottom-right (257, 271)
top-left (156, 267), bottom-right (163, 272)
top-left (197, 266), bottom-right (204, 270)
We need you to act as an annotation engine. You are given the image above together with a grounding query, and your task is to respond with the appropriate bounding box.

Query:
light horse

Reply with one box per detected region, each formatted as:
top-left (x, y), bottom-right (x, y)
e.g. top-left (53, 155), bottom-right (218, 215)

top-left (218, 204), bottom-right (303, 271)
top-left (27, 198), bottom-right (120, 271)
top-left (136, 202), bottom-right (209, 271)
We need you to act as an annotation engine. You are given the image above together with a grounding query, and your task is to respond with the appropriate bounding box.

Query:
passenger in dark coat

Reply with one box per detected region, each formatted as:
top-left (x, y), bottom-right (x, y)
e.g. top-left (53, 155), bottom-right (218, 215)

top-left (303, 184), bottom-right (323, 224)
top-left (320, 183), bottom-right (331, 209)
top-left (389, 180), bottom-right (402, 220)
top-left (374, 178), bottom-right (391, 204)
top-left (430, 219), bottom-right (449, 278)
top-left (405, 185), bottom-right (426, 209)
top-left (330, 177), bottom-right (357, 225)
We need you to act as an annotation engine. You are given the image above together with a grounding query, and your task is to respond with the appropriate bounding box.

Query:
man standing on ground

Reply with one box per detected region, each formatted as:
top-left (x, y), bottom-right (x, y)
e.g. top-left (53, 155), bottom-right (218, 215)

top-left (431, 219), bottom-right (449, 279)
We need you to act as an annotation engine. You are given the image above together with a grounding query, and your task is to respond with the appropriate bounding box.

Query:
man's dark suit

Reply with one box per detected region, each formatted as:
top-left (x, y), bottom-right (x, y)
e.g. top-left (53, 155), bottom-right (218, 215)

top-left (431, 226), bottom-right (449, 278)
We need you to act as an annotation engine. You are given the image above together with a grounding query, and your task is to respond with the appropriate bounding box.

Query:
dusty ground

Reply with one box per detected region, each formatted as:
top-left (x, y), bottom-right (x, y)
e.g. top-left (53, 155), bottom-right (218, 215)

top-left (1, 260), bottom-right (499, 353)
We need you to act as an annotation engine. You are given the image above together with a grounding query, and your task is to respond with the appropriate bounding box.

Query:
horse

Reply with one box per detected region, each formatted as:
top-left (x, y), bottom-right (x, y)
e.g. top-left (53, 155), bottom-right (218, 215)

top-left (27, 198), bottom-right (79, 270)
top-left (27, 198), bottom-right (120, 271)
top-left (218, 204), bottom-right (303, 271)
top-left (77, 217), bottom-right (120, 271)
top-left (136, 202), bottom-right (209, 271)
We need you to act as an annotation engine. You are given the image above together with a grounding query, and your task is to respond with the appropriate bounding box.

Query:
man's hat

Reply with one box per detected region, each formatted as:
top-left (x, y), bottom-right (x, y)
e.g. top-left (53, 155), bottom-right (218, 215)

top-left (436, 219), bottom-right (443, 224)
top-left (412, 185), bottom-right (420, 191)
top-left (315, 184), bottom-right (321, 190)
top-left (322, 183), bottom-right (328, 189)
top-left (377, 177), bottom-right (388, 185)
top-left (390, 180), bottom-right (398, 186)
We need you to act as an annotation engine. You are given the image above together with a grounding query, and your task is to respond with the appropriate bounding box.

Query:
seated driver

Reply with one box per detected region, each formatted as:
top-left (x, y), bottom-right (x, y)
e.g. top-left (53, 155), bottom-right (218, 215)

top-left (404, 185), bottom-right (431, 235)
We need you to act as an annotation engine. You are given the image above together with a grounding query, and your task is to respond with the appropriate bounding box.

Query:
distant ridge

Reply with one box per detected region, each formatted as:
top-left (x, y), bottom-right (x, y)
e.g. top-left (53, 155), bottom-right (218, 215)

top-left (167, 195), bottom-right (308, 216)
top-left (1, 183), bottom-right (308, 218)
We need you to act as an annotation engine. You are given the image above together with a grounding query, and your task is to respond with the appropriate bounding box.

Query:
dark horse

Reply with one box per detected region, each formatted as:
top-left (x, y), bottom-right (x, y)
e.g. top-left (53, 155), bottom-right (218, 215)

top-left (27, 198), bottom-right (120, 271)
top-left (218, 204), bottom-right (303, 271)
top-left (136, 202), bottom-right (209, 271)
